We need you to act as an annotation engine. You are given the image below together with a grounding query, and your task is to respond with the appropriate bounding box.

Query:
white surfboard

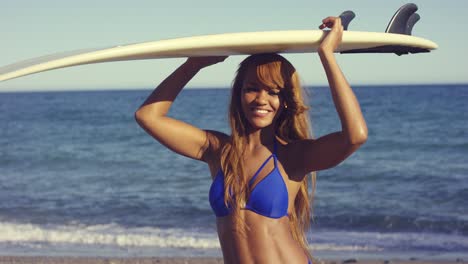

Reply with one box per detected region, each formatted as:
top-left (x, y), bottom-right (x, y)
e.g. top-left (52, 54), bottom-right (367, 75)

top-left (0, 30), bottom-right (437, 82)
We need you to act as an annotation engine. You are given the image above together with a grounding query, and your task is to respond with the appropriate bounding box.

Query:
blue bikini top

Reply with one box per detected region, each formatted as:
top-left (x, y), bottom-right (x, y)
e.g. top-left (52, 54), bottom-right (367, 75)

top-left (208, 140), bottom-right (289, 219)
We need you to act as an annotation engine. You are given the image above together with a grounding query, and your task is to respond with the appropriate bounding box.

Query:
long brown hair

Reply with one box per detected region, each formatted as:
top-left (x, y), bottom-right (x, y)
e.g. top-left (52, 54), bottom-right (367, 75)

top-left (220, 53), bottom-right (315, 259)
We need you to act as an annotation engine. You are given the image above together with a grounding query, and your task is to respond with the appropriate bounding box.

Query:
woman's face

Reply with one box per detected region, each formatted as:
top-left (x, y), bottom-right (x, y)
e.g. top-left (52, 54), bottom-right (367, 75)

top-left (240, 66), bottom-right (283, 130)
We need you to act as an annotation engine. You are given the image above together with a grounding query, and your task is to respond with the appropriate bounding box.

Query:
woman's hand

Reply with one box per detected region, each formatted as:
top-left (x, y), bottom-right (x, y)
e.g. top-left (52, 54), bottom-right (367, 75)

top-left (185, 56), bottom-right (228, 70)
top-left (318, 16), bottom-right (343, 54)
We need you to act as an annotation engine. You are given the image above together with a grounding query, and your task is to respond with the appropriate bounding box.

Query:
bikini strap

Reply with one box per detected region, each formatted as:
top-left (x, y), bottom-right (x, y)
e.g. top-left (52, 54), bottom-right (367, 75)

top-left (249, 155), bottom-right (275, 185)
top-left (248, 138), bottom-right (278, 185)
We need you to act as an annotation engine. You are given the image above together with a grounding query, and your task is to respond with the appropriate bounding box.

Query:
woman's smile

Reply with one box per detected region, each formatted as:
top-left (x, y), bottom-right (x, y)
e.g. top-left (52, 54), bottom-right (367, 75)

top-left (251, 107), bottom-right (273, 117)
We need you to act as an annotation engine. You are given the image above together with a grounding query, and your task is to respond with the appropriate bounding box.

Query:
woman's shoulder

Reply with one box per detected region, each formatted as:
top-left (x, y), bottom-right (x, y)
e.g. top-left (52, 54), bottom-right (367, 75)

top-left (203, 130), bottom-right (230, 157)
top-left (205, 130), bottom-right (230, 145)
top-left (277, 137), bottom-right (315, 153)
top-left (276, 138), bottom-right (317, 176)
top-left (201, 130), bottom-right (230, 166)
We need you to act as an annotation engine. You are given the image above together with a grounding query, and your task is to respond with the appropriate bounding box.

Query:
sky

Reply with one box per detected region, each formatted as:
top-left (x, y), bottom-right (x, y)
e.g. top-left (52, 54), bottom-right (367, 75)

top-left (0, 0), bottom-right (466, 91)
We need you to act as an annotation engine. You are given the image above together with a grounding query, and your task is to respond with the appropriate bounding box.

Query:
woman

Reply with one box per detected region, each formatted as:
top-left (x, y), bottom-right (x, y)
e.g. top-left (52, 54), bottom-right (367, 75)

top-left (135, 16), bottom-right (367, 264)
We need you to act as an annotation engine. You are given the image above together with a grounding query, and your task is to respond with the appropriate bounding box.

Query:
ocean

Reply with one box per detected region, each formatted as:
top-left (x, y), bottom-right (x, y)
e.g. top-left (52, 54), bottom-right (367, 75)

top-left (0, 84), bottom-right (467, 260)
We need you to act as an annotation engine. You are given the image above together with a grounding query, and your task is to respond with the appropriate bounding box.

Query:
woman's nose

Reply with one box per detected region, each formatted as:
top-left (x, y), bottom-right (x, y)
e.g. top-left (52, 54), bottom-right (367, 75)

top-left (255, 90), bottom-right (268, 104)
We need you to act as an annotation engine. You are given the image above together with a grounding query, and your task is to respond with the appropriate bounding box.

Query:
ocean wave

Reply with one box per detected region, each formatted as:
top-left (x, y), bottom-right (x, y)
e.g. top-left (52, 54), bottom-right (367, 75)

top-left (310, 230), bottom-right (468, 252)
top-left (313, 214), bottom-right (468, 235)
top-left (0, 221), bottom-right (384, 252)
top-left (0, 222), bottom-right (378, 251)
top-left (2, 220), bottom-right (466, 254)
top-left (0, 221), bottom-right (219, 249)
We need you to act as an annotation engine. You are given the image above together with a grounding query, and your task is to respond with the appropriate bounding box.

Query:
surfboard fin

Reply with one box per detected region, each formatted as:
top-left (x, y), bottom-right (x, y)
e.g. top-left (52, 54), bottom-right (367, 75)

top-left (405, 13), bottom-right (420, 35)
top-left (339, 11), bottom-right (356, 30)
top-left (341, 3), bottom-right (428, 56)
top-left (385, 3), bottom-right (419, 35)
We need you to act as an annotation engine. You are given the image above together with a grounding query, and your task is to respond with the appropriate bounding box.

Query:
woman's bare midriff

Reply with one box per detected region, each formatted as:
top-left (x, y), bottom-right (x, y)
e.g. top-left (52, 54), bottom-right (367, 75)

top-left (216, 209), bottom-right (309, 264)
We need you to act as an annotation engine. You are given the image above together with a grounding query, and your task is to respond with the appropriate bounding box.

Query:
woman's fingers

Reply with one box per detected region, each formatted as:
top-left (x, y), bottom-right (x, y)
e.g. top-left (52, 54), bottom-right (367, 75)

top-left (318, 16), bottom-right (344, 53)
top-left (319, 16), bottom-right (342, 31)
top-left (186, 56), bottom-right (228, 68)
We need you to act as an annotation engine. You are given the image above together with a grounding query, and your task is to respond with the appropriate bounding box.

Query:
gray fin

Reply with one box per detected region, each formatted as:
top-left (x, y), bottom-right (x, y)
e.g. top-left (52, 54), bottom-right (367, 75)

top-left (339, 11), bottom-right (356, 30)
top-left (385, 3), bottom-right (418, 35)
top-left (405, 13), bottom-right (420, 35)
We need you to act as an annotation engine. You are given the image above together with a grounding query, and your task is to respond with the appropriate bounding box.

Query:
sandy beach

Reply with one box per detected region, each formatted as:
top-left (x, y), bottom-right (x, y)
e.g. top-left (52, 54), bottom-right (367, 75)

top-left (0, 256), bottom-right (466, 264)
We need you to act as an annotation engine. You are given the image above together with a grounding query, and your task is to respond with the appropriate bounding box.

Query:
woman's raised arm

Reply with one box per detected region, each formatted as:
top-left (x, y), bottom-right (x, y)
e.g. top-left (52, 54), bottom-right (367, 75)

top-left (293, 17), bottom-right (368, 173)
top-left (135, 56), bottom-right (227, 161)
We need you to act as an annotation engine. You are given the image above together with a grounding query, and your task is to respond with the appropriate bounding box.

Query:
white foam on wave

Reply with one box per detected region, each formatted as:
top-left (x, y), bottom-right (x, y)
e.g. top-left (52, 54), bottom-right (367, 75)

top-left (311, 244), bottom-right (379, 251)
top-left (0, 221), bottom-right (219, 249)
top-left (5, 221), bottom-right (464, 254)
top-left (0, 221), bottom-right (385, 253)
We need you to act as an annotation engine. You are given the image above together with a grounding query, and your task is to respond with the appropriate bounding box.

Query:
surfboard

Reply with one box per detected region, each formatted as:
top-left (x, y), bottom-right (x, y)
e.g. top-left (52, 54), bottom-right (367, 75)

top-left (0, 30), bottom-right (438, 82)
top-left (0, 4), bottom-right (437, 82)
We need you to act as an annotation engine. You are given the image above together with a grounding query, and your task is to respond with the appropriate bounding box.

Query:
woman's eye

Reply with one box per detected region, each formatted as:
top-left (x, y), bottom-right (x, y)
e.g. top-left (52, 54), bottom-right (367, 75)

top-left (269, 90), bottom-right (280, 96)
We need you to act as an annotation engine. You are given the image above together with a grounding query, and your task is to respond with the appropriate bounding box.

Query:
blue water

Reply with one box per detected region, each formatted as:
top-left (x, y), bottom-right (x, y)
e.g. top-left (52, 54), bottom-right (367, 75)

top-left (0, 84), bottom-right (467, 259)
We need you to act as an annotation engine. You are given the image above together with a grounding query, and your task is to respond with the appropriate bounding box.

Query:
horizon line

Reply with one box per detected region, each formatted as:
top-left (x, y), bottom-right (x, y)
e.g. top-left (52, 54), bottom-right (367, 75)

top-left (1, 82), bottom-right (467, 93)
